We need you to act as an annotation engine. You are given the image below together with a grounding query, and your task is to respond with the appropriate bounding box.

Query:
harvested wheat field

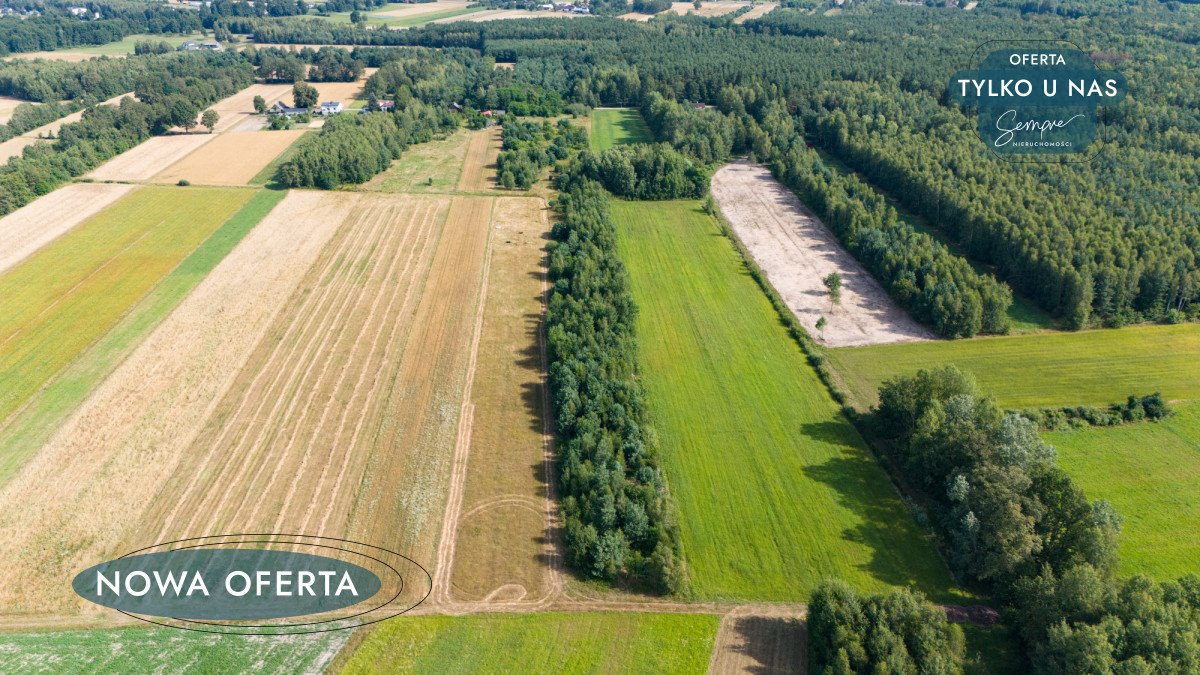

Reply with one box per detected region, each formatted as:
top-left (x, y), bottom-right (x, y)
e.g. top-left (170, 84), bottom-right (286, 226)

top-left (670, 1), bottom-right (748, 17)
top-left (444, 197), bottom-right (553, 604)
top-left (85, 133), bottom-right (216, 181)
top-left (458, 127), bottom-right (501, 192)
top-left (711, 160), bottom-right (933, 347)
top-left (206, 83), bottom-right (292, 132)
top-left (0, 183), bottom-right (134, 275)
top-left (153, 129), bottom-right (307, 185)
top-left (0, 190), bottom-right (343, 617)
top-left (709, 608), bottom-right (807, 673)
top-left (310, 79), bottom-right (367, 104)
top-left (733, 2), bottom-right (777, 22)
top-left (135, 193), bottom-right (494, 582)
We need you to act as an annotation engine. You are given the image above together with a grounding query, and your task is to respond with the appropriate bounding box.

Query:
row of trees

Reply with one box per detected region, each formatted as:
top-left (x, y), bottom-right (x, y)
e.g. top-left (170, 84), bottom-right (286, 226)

top-left (496, 117), bottom-right (587, 189)
top-left (0, 52), bottom-right (253, 215)
top-left (250, 46), bottom-right (366, 83)
top-left (872, 367), bottom-right (1200, 670)
top-left (547, 177), bottom-right (687, 594)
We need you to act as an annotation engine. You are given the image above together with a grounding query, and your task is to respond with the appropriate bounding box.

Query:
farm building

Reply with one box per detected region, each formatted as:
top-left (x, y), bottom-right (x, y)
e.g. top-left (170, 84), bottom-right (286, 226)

top-left (270, 101), bottom-right (308, 116)
top-left (319, 101), bottom-right (344, 115)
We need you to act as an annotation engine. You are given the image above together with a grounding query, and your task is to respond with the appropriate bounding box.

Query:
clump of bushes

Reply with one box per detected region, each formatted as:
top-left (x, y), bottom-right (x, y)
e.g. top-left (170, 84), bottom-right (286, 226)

top-left (496, 118), bottom-right (587, 190)
top-left (1019, 393), bottom-right (1172, 431)
top-left (566, 143), bottom-right (708, 200)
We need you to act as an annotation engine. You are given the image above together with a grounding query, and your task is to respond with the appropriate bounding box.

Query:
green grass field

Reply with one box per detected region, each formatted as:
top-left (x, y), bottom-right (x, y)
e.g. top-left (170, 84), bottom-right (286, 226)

top-left (825, 323), bottom-right (1200, 410)
top-left (0, 189), bottom-right (282, 487)
top-left (0, 626), bottom-right (345, 673)
top-left (613, 199), bottom-right (963, 602)
top-left (589, 108), bottom-right (652, 151)
top-left (341, 613), bottom-right (718, 673)
top-left (360, 130), bottom-right (470, 193)
top-left (1045, 401), bottom-right (1200, 580)
top-left (0, 186), bottom-right (254, 431)
top-left (38, 33), bottom-right (207, 57)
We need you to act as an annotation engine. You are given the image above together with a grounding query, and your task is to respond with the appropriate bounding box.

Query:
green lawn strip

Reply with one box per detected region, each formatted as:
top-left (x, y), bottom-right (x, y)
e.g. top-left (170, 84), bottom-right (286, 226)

top-left (341, 612), bottom-right (718, 673)
top-left (589, 108), bottom-right (653, 151)
top-left (0, 626), bottom-right (345, 673)
top-left (250, 130), bottom-right (312, 186)
top-left (811, 147), bottom-right (1056, 334)
top-left (46, 33), bottom-right (208, 57)
top-left (613, 199), bottom-right (964, 602)
top-left (0, 188), bottom-right (282, 487)
top-left (0, 186), bottom-right (254, 427)
top-left (824, 323), bottom-right (1200, 410)
top-left (1044, 400), bottom-right (1200, 580)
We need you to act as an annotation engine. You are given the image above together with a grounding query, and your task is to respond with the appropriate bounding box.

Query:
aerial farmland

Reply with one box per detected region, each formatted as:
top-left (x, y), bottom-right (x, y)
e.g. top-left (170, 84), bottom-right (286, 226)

top-left (0, 2), bottom-right (1197, 673)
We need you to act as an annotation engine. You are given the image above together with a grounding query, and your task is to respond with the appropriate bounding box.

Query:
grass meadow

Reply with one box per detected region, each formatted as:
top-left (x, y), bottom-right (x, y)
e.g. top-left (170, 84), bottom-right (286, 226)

top-left (0, 186), bottom-right (253, 429)
top-left (1045, 401), bottom-right (1200, 580)
top-left (825, 323), bottom-right (1200, 410)
top-left (0, 627), bottom-right (345, 673)
top-left (589, 108), bottom-right (652, 151)
top-left (613, 199), bottom-right (963, 602)
top-left (0, 189), bottom-right (283, 486)
top-left (340, 613), bottom-right (718, 673)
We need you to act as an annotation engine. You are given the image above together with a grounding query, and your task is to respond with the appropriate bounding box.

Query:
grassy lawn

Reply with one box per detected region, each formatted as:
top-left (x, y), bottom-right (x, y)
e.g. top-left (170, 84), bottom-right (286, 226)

top-left (0, 186), bottom-right (254, 430)
top-left (589, 108), bottom-right (652, 151)
top-left (825, 323), bottom-right (1200, 410)
top-left (0, 189), bottom-right (282, 487)
top-left (48, 33), bottom-right (206, 57)
top-left (359, 129), bottom-right (471, 193)
top-left (613, 199), bottom-right (964, 602)
top-left (1044, 401), bottom-right (1200, 580)
top-left (341, 613), bottom-right (718, 673)
top-left (0, 626), bottom-right (345, 673)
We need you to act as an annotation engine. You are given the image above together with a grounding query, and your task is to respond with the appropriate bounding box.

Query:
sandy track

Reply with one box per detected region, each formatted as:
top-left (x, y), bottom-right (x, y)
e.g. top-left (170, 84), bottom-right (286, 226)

top-left (85, 134), bottom-right (216, 181)
top-left (152, 129), bottom-right (306, 185)
top-left (0, 183), bottom-right (134, 275)
top-left (711, 160), bottom-right (933, 346)
top-left (0, 190), bottom-right (341, 616)
top-left (733, 2), bottom-right (777, 22)
top-left (457, 127), bottom-right (501, 192)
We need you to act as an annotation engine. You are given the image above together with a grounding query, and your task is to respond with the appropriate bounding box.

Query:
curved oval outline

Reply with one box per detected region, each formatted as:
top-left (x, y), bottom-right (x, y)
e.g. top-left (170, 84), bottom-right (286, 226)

top-left (107, 533), bottom-right (432, 635)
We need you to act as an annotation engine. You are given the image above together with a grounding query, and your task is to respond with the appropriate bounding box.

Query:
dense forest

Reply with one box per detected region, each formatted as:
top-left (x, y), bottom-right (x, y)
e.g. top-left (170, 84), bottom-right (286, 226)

top-left (234, 1), bottom-right (1200, 329)
top-left (0, 1), bottom-right (200, 55)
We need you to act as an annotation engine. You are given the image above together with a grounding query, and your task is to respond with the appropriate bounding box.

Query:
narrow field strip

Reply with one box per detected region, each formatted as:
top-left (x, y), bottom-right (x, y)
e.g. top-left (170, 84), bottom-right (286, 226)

top-left (85, 134), bottom-right (217, 182)
top-left (0, 189), bottom-right (343, 615)
top-left (0, 190), bottom-right (285, 488)
top-left (457, 127), bottom-right (501, 192)
top-left (613, 199), bottom-right (963, 602)
top-left (152, 129), bottom-right (308, 186)
top-left (448, 197), bottom-right (554, 602)
top-left (340, 612), bottom-right (719, 674)
top-left (0, 186), bottom-right (254, 428)
top-left (0, 183), bottom-right (134, 275)
top-left (826, 322), bottom-right (1200, 409)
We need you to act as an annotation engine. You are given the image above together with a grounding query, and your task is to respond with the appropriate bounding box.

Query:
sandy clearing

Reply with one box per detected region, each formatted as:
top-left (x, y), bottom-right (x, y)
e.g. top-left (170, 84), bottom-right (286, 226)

top-left (711, 160), bottom-right (933, 347)
top-left (0, 190), bottom-right (344, 616)
top-left (733, 2), bottom-right (776, 22)
top-left (375, 0), bottom-right (471, 18)
top-left (0, 183), bottom-right (135, 275)
top-left (85, 134), bottom-right (216, 181)
top-left (444, 197), bottom-right (555, 604)
top-left (458, 127), bottom-right (501, 192)
top-left (152, 129), bottom-right (307, 185)
top-left (670, 1), bottom-right (749, 16)
top-left (708, 607), bottom-right (807, 674)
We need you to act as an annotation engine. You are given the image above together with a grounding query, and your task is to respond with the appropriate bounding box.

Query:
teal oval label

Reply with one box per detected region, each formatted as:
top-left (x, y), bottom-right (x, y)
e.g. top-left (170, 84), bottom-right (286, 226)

top-left (72, 548), bottom-right (383, 621)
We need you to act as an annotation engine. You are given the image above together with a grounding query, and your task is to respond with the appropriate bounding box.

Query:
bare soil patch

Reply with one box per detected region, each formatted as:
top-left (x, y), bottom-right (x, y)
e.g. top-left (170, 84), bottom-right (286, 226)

top-left (457, 127), bottom-right (501, 192)
top-left (0, 190), bottom-right (342, 617)
top-left (709, 607), bottom-right (807, 674)
top-left (152, 129), bottom-right (307, 185)
top-left (733, 2), bottom-right (777, 22)
top-left (0, 183), bottom-right (134, 275)
top-left (711, 160), bottom-right (933, 346)
top-left (446, 197), bottom-right (554, 603)
top-left (86, 134), bottom-right (216, 181)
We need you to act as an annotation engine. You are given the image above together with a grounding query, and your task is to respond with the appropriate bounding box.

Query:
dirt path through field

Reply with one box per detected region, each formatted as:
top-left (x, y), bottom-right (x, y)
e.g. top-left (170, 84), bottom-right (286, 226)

top-left (457, 127), bottom-right (501, 192)
top-left (0, 190), bottom-right (340, 615)
top-left (0, 183), bottom-right (134, 275)
top-left (711, 160), bottom-right (934, 346)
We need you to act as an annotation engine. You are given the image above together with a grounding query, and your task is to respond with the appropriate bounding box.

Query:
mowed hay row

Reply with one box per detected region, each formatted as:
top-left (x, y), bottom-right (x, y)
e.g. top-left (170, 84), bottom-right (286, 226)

top-left (613, 200), bottom-right (962, 602)
top-left (0, 190), bottom-right (345, 616)
top-left (153, 129), bottom-right (308, 186)
top-left (449, 197), bottom-right (552, 602)
top-left (136, 192), bottom-right (451, 544)
top-left (0, 182), bottom-right (134, 275)
top-left (711, 160), bottom-right (933, 347)
top-left (86, 133), bottom-right (216, 182)
top-left (457, 127), bottom-right (501, 192)
top-left (0, 186), bottom-right (254, 429)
